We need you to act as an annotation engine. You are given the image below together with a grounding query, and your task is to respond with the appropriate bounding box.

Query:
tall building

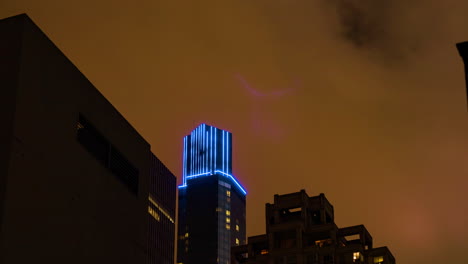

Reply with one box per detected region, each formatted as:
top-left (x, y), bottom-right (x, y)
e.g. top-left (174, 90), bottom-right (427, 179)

top-left (231, 190), bottom-right (395, 264)
top-left (148, 154), bottom-right (177, 264)
top-left (177, 124), bottom-right (247, 264)
top-left (0, 14), bottom-right (176, 264)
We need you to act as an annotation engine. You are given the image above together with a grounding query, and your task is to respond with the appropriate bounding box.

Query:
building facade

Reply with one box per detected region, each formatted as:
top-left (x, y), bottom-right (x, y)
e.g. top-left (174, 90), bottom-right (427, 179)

top-left (148, 153), bottom-right (177, 264)
top-left (231, 190), bottom-right (395, 264)
top-left (177, 124), bottom-right (247, 264)
top-left (0, 14), bottom-right (176, 264)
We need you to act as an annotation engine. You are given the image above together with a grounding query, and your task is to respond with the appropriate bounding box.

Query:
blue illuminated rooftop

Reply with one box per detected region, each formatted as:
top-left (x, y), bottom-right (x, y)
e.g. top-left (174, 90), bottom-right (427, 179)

top-left (179, 124), bottom-right (247, 195)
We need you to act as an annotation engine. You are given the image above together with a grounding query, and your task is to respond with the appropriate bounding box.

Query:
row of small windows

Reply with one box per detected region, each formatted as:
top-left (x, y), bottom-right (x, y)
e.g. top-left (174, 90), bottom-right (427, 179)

top-left (77, 114), bottom-right (139, 194)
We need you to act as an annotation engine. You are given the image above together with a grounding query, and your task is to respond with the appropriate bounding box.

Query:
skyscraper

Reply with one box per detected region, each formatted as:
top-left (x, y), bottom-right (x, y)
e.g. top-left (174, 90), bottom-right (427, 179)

top-left (177, 124), bottom-right (247, 264)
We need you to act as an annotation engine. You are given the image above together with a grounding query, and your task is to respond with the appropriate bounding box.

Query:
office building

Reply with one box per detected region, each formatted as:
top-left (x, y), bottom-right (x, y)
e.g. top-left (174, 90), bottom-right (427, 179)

top-left (148, 153), bottom-right (177, 264)
top-left (0, 14), bottom-right (176, 264)
top-left (231, 190), bottom-right (395, 264)
top-left (177, 124), bottom-right (247, 264)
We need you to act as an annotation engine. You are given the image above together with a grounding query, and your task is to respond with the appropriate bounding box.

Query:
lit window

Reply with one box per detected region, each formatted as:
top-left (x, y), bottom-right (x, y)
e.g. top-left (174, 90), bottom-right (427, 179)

top-left (374, 256), bottom-right (384, 264)
top-left (226, 210), bottom-right (230, 216)
top-left (236, 224), bottom-right (239, 231)
top-left (226, 217), bottom-right (231, 223)
top-left (148, 206), bottom-right (160, 221)
top-left (185, 232), bottom-right (189, 238)
top-left (226, 190), bottom-right (231, 197)
top-left (216, 207), bottom-right (222, 212)
top-left (261, 249), bottom-right (269, 255)
top-left (235, 238), bottom-right (240, 245)
top-left (226, 224), bottom-right (230, 230)
top-left (353, 252), bottom-right (361, 262)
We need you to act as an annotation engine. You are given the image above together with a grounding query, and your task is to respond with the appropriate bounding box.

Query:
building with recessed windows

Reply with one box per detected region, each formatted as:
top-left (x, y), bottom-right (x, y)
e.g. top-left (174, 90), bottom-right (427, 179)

top-left (0, 14), bottom-right (176, 264)
top-left (177, 124), bottom-right (247, 264)
top-left (231, 190), bottom-right (395, 264)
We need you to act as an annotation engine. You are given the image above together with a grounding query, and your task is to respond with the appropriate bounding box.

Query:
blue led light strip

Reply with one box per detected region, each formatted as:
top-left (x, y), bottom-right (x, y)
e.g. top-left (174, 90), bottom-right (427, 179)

top-left (210, 126), bottom-right (213, 172)
top-left (183, 171), bottom-right (247, 195)
top-left (215, 128), bottom-right (217, 171)
top-left (183, 137), bottom-right (186, 184)
top-left (180, 124), bottom-right (244, 193)
top-left (222, 130), bottom-right (225, 172)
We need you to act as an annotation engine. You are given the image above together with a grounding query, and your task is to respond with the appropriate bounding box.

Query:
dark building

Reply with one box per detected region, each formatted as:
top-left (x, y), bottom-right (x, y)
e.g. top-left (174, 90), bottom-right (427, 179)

top-left (231, 190), bottom-right (395, 264)
top-left (177, 124), bottom-right (247, 264)
top-left (456, 41), bottom-right (468, 109)
top-left (148, 154), bottom-right (177, 264)
top-left (0, 14), bottom-right (176, 264)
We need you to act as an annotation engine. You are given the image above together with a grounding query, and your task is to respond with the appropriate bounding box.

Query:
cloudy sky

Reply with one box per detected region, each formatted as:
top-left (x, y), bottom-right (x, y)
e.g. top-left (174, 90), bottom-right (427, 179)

top-left (2, 0), bottom-right (468, 263)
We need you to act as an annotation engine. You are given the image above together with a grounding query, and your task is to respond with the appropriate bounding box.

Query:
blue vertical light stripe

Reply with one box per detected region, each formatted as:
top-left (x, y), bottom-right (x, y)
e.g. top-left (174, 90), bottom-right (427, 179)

top-left (210, 126), bottom-right (213, 173)
top-left (197, 126), bottom-right (199, 174)
top-left (197, 126), bottom-right (200, 174)
top-left (183, 137), bottom-right (186, 184)
top-left (205, 130), bottom-right (208, 173)
top-left (191, 131), bottom-right (194, 176)
top-left (223, 130), bottom-right (225, 172)
top-left (223, 131), bottom-right (227, 172)
top-left (192, 129), bottom-right (195, 175)
top-left (226, 131), bottom-right (228, 173)
top-left (215, 128), bottom-right (217, 171)
top-left (226, 133), bottom-right (231, 173)
top-left (200, 125), bottom-right (205, 173)
top-left (203, 127), bottom-right (206, 173)
top-left (204, 126), bottom-right (207, 173)
top-left (200, 126), bottom-right (202, 173)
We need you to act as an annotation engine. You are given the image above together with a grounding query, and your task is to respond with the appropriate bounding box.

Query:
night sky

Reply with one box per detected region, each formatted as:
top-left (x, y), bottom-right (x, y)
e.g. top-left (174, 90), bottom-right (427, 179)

top-left (2, 1), bottom-right (468, 263)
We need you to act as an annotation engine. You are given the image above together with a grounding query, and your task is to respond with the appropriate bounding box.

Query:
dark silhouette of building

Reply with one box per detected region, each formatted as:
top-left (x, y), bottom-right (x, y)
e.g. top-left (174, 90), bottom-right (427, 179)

top-left (148, 153), bottom-right (177, 264)
top-left (177, 124), bottom-right (247, 264)
top-left (0, 14), bottom-right (175, 264)
top-left (231, 190), bottom-right (395, 264)
top-left (456, 41), bottom-right (468, 109)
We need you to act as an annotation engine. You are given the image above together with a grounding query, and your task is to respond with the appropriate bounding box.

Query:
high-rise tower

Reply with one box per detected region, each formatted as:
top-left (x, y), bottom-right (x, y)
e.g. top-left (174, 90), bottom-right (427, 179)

top-left (177, 124), bottom-right (247, 264)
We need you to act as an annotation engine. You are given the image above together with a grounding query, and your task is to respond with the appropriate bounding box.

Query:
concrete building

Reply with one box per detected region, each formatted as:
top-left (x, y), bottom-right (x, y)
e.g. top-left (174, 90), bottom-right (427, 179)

top-left (177, 124), bottom-right (247, 264)
top-left (0, 14), bottom-right (175, 264)
top-left (231, 190), bottom-right (395, 264)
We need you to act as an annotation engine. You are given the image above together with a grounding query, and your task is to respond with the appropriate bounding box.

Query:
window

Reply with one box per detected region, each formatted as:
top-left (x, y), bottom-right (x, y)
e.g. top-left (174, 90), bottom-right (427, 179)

top-left (226, 210), bottom-right (230, 216)
top-left (226, 190), bottom-right (231, 197)
top-left (148, 206), bottom-right (160, 221)
top-left (226, 224), bottom-right (231, 230)
top-left (374, 256), bottom-right (384, 264)
top-left (236, 224), bottom-right (239, 231)
top-left (236, 238), bottom-right (240, 245)
top-left (226, 217), bottom-right (231, 223)
top-left (353, 252), bottom-right (363, 262)
top-left (77, 114), bottom-right (139, 194)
